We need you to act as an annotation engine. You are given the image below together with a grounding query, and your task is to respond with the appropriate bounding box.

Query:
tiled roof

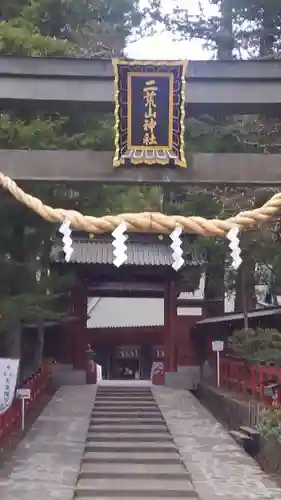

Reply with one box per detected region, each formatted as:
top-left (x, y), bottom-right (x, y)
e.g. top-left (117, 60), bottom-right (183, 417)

top-left (51, 235), bottom-right (204, 267)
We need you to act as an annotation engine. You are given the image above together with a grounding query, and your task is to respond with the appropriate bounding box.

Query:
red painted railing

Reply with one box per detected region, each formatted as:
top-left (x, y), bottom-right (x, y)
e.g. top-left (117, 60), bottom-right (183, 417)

top-left (0, 360), bottom-right (56, 442)
top-left (220, 356), bottom-right (281, 406)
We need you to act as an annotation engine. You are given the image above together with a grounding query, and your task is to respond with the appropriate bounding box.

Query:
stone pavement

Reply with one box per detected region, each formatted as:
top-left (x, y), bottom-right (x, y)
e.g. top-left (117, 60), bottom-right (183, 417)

top-left (0, 385), bottom-right (96, 500)
top-left (1, 382), bottom-right (281, 500)
top-left (153, 386), bottom-right (281, 500)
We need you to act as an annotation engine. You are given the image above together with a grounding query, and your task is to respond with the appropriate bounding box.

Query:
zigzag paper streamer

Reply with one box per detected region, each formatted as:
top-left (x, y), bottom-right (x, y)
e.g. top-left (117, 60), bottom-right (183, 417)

top-left (112, 222), bottom-right (128, 267)
top-left (169, 227), bottom-right (184, 271)
top-left (59, 219), bottom-right (73, 262)
top-left (227, 226), bottom-right (242, 270)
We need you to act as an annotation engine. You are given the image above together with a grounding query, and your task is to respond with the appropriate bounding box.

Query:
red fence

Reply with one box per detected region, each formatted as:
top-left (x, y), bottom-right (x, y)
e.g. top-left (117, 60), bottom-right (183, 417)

top-left (220, 356), bottom-right (281, 406)
top-left (0, 360), bottom-right (56, 442)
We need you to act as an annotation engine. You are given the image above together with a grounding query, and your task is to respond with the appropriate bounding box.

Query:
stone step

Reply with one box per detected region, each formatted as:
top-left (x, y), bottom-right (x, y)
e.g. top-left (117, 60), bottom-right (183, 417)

top-left (96, 393), bottom-right (153, 397)
top-left (75, 478), bottom-right (196, 497)
top-left (93, 408), bottom-right (159, 413)
top-left (96, 391), bottom-right (153, 393)
top-left (84, 442), bottom-right (177, 452)
top-left (97, 390), bottom-right (153, 393)
top-left (97, 387), bottom-right (152, 390)
top-left (95, 398), bottom-right (155, 406)
top-left (83, 452), bottom-right (181, 464)
top-left (93, 406), bottom-right (159, 411)
top-left (88, 425), bottom-right (167, 433)
top-left (79, 470), bottom-right (188, 481)
top-left (79, 463), bottom-right (186, 476)
top-left (86, 433), bottom-right (172, 442)
top-left (97, 387), bottom-right (153, 397)
top-left (75, 497), bottom-right (198, 500)
top-left (90, 418), bottom-right (163, 425)
top-left (95, 402), bottom-right (155, 406)
top-left (95, 397), bottom-right (154, 400)
top-left (239, 425), bottom-right (260, 438)
top-left (91, 412), bottom-right (162, 418)
top-left (229, 430), bottom-right (252, 443)
top-left (98, 384), bottom-right (151, 393)
top-left (95, 401), bottom-right (159, 411)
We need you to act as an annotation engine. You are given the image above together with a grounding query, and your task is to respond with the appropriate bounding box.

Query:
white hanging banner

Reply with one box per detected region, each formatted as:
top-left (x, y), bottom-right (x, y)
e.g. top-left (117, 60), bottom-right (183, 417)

top-left (0, 358), bottom-right (19, 415)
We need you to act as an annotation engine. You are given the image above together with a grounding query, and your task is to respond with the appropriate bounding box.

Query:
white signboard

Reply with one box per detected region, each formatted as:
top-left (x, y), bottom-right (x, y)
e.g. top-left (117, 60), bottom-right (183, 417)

top-left (96, 364), bottom-right (103, 383)
top-left (0, 358), bottom-right (19, 415)
top-left (16, 388), bottom-right (31, 400)
top-left (211, 341), bottom-right (224, 388)
top-left (212, 341), bottom-right (224, 352)
top-left (16, 387), bottom-right (31, 431)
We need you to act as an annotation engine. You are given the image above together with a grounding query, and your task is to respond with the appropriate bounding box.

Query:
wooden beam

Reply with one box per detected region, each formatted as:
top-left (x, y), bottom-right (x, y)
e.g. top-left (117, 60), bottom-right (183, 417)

top-left (1, 150), bottom-right (281, 185)
top-left (87, 282), bottom-right (164, 295)
top-left (176, 298), bottom-right (223, 307)
top-left (0, 56), bottom-right (281, 113)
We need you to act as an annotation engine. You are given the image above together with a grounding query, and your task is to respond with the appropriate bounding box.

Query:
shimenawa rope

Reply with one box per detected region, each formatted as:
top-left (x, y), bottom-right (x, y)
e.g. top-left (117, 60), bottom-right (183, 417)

top-left (1, 171), bottom-right (280, 237)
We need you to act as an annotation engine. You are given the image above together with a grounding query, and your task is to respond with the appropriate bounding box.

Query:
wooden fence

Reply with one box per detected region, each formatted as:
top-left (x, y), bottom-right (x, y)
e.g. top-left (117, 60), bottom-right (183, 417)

top-left (220, 356), bottom-right (281, 406)
top-left (0, 360), bottom-right (56, 442)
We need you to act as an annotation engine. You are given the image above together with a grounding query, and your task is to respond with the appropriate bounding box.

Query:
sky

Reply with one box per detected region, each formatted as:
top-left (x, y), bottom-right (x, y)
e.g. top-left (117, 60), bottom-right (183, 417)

top-left (126, 0), bottom-right (217, 60)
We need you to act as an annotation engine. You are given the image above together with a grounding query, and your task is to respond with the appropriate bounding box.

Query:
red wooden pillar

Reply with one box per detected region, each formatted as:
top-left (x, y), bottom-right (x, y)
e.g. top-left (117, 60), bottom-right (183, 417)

top-left (164, 283), bottom-right (170, 373)
top-left (164, 280), bottom-right (177, 373)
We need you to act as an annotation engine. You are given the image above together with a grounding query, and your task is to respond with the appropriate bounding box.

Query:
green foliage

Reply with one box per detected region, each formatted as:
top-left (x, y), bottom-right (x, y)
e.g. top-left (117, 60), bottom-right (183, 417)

top-left (0, 0), bottom-right (144, 57)
top-left (2, 0), bottom-right (281, 334)
top-left (0, 19), bottom-right (74, 56)
top-left (229, 328), bottom-right (281, 363)
top-left (0, 112), bottom-right (114, 150)
top-left (259, 408), bottom-right (281, 443)
top-left (0, 0), bottom-right (166, 340)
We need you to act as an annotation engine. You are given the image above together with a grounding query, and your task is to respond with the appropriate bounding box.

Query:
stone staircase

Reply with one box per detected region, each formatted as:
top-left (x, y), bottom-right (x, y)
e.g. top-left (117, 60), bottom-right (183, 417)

top-left (73, 385), bottom-right (198, 499)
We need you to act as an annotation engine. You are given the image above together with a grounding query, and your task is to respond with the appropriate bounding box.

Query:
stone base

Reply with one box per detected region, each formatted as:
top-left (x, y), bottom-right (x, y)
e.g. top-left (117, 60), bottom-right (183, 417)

top-left (165, 366), bottom-right (200, 390)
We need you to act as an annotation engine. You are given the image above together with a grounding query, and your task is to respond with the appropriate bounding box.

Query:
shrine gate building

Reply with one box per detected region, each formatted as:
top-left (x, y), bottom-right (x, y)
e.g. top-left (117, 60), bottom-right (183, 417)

top-left (49, 232), bottom-right (206, 387)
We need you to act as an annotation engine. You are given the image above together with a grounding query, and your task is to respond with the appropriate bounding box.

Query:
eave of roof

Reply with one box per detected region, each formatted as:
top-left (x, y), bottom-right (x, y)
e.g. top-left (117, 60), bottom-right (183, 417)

top-left (51, 233), bottom-right (205, 268)
top-left (195, 307), bottom-right (281, 326)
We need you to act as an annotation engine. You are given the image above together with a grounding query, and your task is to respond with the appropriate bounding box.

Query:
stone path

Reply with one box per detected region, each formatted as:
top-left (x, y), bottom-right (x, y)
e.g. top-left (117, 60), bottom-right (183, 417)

top-left (1, 382), bottom-right (281, 500)
top-left (153, 386), bottom-right (281, 500)
top-left (0, 385), bottom-right (96, 500)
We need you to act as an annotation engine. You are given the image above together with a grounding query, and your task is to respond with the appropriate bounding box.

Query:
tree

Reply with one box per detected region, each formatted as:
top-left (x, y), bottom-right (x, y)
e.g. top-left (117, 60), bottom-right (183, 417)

top-left (0, 0), bottom-right (144, 56)
top-left (231, 0), bottom-right (281, 58)
top-left (160, 0), bottom-right (281, 315)
top-left (0, 0), bottom-right (157, 372)
top-left (164, 0), bottom-right (281, 59)
top-left (229, 327), bottom-right (281, 363)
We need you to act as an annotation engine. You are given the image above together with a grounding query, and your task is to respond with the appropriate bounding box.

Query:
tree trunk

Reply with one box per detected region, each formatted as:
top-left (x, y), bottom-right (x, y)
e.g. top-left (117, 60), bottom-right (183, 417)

top-left (34, 319), bottom-right (45, 371)
top-left (205, 252), bottom-right (225, 316)
top-left (7, 320), bottom-right (22, 383)
top-left (260, 5), bottom-right (274, 58)
top-left (217, 0), bottom-right (233, 60)
top-left (234, 258), bottom-right (256, 314)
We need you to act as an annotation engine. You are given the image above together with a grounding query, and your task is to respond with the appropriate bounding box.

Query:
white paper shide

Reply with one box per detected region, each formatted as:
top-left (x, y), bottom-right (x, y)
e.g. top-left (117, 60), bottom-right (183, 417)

top-left (0, 358), bottom-right (19, 415)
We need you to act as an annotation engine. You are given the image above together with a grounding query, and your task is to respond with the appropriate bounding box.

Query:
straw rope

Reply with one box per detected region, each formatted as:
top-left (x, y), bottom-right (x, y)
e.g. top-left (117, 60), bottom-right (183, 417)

top-left (1, 171), bottom-right (281, 237)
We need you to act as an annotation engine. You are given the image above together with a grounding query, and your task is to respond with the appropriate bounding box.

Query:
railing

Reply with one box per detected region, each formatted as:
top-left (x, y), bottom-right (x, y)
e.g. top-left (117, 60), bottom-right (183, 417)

top-left (248, 399), bottom-right (261, 427)
top-left (0, 359), bottom-right (56, 442)
top-left (220, 356), bottom-right (281, 406)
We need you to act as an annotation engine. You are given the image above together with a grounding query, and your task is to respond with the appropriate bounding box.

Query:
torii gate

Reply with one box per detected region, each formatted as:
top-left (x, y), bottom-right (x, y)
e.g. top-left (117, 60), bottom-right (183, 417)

top-left (0, 56), bottom-right (280, 234)
top-left (1, 55), bottom-right (281, 382)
